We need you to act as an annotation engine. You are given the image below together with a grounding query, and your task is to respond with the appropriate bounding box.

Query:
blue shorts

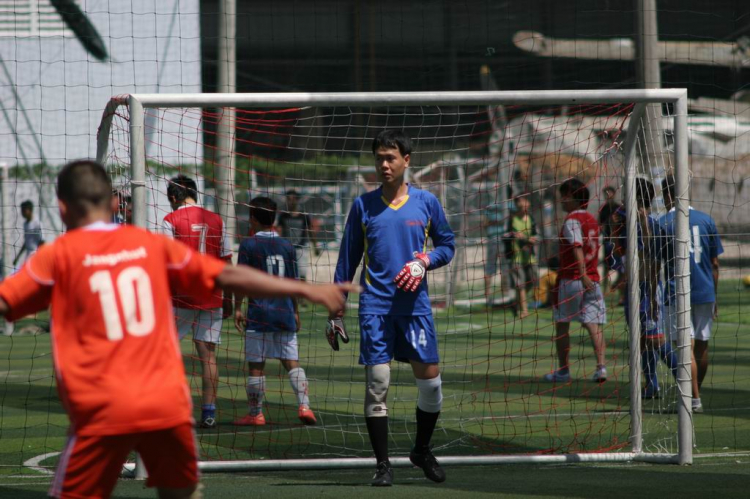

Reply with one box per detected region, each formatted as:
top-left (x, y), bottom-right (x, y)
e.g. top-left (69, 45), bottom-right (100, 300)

top-left (359, 315), bottom-right (439, 365)
top-left (623, 282), bottom-right (664, 338)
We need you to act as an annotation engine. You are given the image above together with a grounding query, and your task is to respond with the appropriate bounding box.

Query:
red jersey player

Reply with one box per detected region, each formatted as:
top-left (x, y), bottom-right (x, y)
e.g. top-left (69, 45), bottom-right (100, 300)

top-left (0, 160), bottom-right (356, 499)
top-left (161, 175), bottom-right (232, 428)
top-left (543, 178), bottom-right (607, 383)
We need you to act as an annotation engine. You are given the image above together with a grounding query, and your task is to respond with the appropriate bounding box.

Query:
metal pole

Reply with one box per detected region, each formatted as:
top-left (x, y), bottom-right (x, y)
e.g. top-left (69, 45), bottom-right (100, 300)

top-left (637, 0), bottom-right (665, 178)
top-left (121, 452), bottom-right (677, 475)
top-left (674, 94), bottom-right (693, 465)
top-left (129, 89), bottom-right (687, 109)
top-left (128, 95), bottom-right (147, 479)
top-left (216, 0), bottom-right (237, 241)
top-left (96, 96), bottom-right (129, 165)
top-left (623, 103), bottom-right (647, 453)
top-left (129, 96), bottom-right (147, 230)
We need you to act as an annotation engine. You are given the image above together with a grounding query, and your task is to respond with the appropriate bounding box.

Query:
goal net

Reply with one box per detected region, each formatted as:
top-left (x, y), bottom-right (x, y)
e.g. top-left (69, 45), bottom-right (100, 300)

top-left (96, 90), bottom-right (693, 469)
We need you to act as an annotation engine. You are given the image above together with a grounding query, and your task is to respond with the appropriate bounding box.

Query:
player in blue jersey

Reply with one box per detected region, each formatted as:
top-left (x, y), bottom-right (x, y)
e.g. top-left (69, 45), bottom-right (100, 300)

top-left (233, 197), bottom-right (317, 426)
top-left (610, 178), bottom-right (678, 399)
top-left (330, 130), bottom-right (455, 487)
top-left (659, 176), bottom-right (723, 413)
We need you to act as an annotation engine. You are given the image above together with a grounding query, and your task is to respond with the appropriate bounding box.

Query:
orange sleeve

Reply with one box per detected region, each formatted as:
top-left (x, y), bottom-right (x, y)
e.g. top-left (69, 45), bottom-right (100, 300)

top-left (164, 236), bottom-right (227, 301)
top-left (0, 245), bottom-right (54, 321)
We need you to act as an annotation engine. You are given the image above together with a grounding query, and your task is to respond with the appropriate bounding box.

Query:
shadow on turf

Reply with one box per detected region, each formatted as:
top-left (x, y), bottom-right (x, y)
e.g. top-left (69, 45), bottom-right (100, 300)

top-left (206, 464), bottom-right (750, 497)
top-left (0, 486), bottom-right (146, 499)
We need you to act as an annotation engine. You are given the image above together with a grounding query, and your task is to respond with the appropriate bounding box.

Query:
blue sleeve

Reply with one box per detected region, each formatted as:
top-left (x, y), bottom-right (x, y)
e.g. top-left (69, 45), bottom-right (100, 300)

top-left (426, 195), bottom-right (455, 270)
top-left (334, 199), bottom-right (365, 283)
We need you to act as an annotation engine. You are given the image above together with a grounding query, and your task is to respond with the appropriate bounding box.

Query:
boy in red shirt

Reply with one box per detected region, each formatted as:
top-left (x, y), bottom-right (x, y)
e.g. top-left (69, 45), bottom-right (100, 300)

top-left (0, 160), bottom-right (355, 499)
top-left (161, 174), bottom-right (233, 428)
top-left (543, 178), bottom-right (607, 383)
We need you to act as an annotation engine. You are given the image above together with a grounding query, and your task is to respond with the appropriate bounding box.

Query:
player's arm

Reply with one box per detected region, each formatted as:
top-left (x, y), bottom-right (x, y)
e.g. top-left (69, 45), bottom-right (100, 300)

top-left (0, 247), bottom-right (54, 319)
top-left (395, 196), bottom-right (456, 292)
top-left (38, 221), bottom-right (46, 246)
top-left (13, 247), bottom-right (26, 266)
top-left (424, 195), bottom-right (455, 269)
top-left (215, 264), bottom-right (356, 315)
top-left (571, 246), bottom-right (593, 290)
top-left (563, 218), bottom-right (593, 291)
top-left (331, 201), bottom-right (365, 316)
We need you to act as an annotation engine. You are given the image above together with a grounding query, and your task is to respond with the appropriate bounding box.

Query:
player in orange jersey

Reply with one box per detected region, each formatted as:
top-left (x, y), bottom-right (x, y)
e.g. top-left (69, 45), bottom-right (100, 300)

top-left (161, 175), bottom-right (232, 428)
top-left (0, 160), bottom-right (356, 499)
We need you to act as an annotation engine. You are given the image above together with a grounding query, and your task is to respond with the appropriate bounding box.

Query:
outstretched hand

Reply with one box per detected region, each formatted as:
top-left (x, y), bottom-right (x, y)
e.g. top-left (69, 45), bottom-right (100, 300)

top-left (305, 282), bottom-right (361, 315)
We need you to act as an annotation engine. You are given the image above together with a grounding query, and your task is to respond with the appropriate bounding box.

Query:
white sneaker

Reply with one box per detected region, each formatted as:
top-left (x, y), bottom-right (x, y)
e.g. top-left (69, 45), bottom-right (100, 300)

top-left (542, 370), bottom-right (571, 383)
top-left (592, 366), bottom-right (607, 383)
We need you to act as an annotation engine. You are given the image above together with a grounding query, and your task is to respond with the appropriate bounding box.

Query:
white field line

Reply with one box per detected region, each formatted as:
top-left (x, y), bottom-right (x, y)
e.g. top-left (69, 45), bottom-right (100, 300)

top-left (22, 452), bottom-right (58, 475)
top-left (0, 481), bottom-right (51, 486)
top-left (204, 404), bottom-right (750, 438)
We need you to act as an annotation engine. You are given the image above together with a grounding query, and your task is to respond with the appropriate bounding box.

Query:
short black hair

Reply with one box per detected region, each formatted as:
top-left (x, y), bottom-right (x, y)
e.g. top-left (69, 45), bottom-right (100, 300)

top-left (635, 177), bottom-right (655, 209)
top-left (372, 129), bottom-right (413, 157)
top-left (603, 185), bottom-right (616, 194)
top-left (57, 160), bottom-right (113, 215)
top-left (20, 200), bottom-right (33, 211)
top-left (285, 190), bottom-right (299, 197)
top-left (167, 174), bottom-right (198, 203)
top-left (559, 178), bottom-right (590, 208)
top-left (250, 196), bottom-right (277, 227)
top-left (662, 175), bottom-right (676, 204)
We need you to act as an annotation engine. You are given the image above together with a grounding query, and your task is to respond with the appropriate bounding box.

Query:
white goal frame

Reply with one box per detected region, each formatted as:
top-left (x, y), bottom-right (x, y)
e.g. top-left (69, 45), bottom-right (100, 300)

top-left (97, 89), bottom-right (693, 472)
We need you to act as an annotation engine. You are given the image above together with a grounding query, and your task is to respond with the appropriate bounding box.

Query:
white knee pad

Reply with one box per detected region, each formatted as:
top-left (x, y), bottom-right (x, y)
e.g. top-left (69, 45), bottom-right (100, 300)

top-left (416, 375), bottom-right (443, 413)
top-left (365, 364), bottom-right (390, 417)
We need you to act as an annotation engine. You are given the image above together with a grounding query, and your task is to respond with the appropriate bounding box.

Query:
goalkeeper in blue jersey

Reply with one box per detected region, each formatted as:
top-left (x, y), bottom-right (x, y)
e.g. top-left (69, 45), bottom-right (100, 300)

top-left (659, 175), bottom-right (723, 414)
top-left (330, 129), bottom-right (455, 487)
top-left (610, 178), bottom-right (678, 400)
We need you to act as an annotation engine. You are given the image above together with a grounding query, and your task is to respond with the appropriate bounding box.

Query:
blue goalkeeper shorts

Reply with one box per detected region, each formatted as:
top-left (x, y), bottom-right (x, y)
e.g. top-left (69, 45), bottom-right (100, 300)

top-left (359, 314), bottom-right (439, 365)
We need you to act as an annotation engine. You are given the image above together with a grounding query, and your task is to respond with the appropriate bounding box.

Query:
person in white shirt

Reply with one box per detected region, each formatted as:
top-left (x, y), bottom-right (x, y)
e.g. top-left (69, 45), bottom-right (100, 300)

top-left (14, 200), bottom-right (44, 266)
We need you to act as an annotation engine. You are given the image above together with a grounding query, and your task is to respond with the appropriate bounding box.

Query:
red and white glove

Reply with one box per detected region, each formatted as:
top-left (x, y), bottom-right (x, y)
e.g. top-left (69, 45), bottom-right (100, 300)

top-left (326, 317), bottom-right (349, 351)
top-left (394, 253), bottom-right (430, 292)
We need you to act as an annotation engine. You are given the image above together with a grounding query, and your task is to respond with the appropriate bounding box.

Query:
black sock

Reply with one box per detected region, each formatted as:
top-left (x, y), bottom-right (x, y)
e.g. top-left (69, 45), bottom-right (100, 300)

top-left (414, 407), bottom-right (440, 452)
top-left (365, 416), bottom-right (389, 464)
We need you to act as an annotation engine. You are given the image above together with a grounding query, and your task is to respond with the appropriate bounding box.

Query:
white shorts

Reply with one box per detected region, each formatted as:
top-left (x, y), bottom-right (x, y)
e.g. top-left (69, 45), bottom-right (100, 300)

top-left (553, 279), bottom-right (607, 324)
top-left (174, 308), bottom-right (223, 345)
top-left (245, 330), bottom-right (299, 362)
top-left (664, 303), bottom-right (714, 342)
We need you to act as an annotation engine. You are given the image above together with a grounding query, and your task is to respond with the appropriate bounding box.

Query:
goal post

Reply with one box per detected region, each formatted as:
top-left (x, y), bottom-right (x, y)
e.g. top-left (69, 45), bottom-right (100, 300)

top-left (97, 89), bottom-right (693, 470)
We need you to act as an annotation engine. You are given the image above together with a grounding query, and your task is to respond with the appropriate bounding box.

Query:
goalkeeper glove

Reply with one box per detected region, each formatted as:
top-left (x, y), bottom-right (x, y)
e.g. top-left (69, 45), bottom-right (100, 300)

top-left (394, 253), bottom-right (430, 292)
top-left (326, 317), bottom-right (349, 351)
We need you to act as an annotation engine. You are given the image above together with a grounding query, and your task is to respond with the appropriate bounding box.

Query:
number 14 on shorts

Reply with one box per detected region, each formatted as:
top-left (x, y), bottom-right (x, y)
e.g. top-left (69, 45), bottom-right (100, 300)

top-left (410, 328), bottom-right (428, 349)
